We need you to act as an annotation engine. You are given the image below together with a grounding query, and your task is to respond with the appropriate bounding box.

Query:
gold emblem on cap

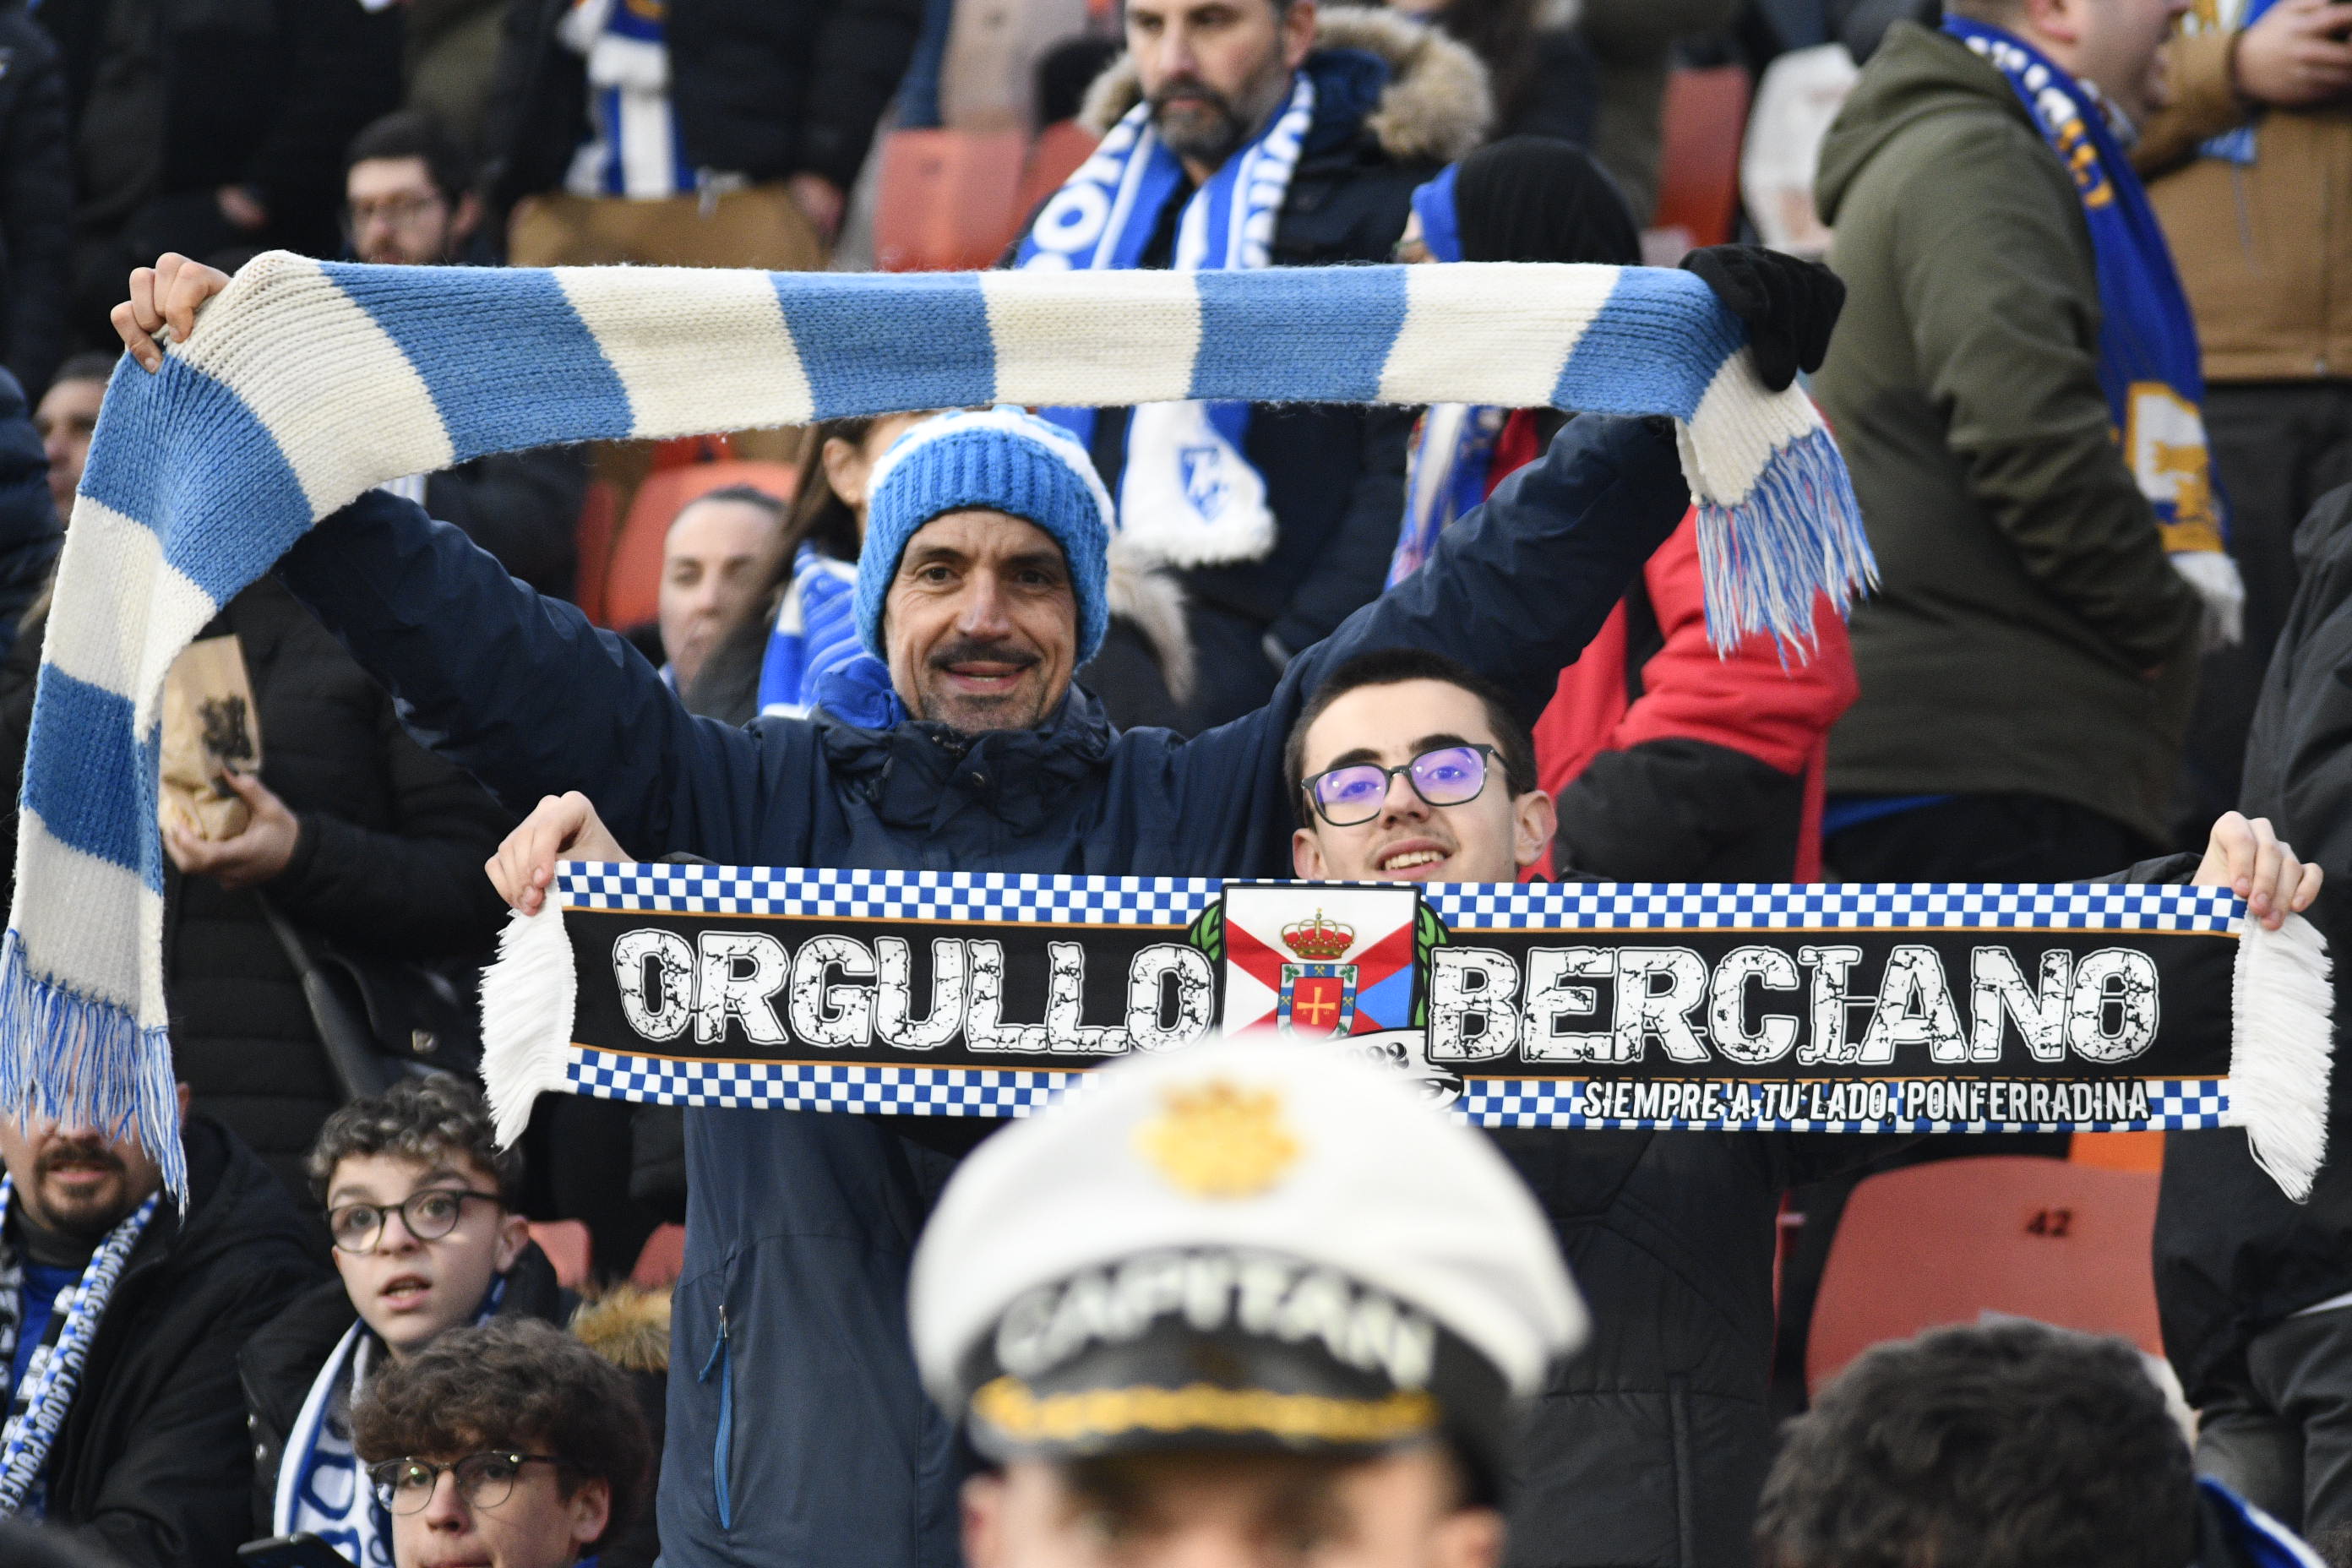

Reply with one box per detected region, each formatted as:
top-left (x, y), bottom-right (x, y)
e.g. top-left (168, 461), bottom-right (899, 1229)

top-left (1135, 1078), bottom-right (1300, 1199)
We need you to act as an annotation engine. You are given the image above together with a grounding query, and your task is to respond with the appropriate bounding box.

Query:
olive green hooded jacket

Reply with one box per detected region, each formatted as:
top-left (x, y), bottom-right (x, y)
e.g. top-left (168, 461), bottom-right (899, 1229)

top-left (1813, 20), bottom-right (2202, 845)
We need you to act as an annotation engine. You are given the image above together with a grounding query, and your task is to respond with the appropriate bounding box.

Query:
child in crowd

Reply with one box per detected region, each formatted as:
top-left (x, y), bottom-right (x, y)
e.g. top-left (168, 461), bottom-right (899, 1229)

top-left (238, 1076), bottom-right (660, 1568)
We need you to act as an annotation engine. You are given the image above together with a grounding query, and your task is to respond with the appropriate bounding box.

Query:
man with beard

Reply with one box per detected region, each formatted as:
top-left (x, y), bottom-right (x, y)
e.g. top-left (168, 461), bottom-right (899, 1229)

top-left (1015, 0), bottom-right (1488, 732)
top-left (116, 255), bottom-right (1843, 1568)
top-left (0, 1085), bottom-right (319, 1567)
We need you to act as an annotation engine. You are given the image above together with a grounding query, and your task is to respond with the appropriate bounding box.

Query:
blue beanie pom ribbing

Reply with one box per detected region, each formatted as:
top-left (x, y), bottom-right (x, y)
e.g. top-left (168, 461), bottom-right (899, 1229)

top-left (857, 408), bottom-right (1116, 667)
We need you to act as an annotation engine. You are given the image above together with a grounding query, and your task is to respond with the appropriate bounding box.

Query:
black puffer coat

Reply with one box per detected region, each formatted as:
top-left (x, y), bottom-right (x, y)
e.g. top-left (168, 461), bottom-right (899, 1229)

top-left (41, 0), bottom-right (402, 320)
top-left (2155, 482), bottom-right (2352, 1403)
top-left (38, 1115), bottom-right (325, 1568)
top-left (483, 0), bottom-right (924, 206)
top-left (0, 580), bottom-right (514, 1199)
top-left (0, 2), bottom-right (71, 403)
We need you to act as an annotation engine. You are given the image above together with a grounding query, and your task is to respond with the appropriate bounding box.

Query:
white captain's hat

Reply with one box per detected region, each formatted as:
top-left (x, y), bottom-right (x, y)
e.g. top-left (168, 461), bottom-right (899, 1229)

top-left (909, 1037), bottom-right (1587, 1491)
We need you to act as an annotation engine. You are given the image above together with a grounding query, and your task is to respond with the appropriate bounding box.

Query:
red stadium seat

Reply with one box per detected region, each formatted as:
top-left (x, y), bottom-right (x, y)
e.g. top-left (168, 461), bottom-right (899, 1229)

top-left (1013, 119), bottom-right (1102, 228)
top-left (1806, 1155), bottom-right (2162, 1395)
top-left (632, 1222), bottom-right (687, 1289)
top-left (572, 479), bottom-right (621, 625)
top-left (600, 459), bottom-right (801, 630)
top-left (2072, 1130), bottom-right (2166, 1173)
top-left (874, 128), bottom-right (1031, 272)
top-left (1652, 65), bottom-right (1755, 253)
top-left (528, 1220), bottom-right (593, 1291)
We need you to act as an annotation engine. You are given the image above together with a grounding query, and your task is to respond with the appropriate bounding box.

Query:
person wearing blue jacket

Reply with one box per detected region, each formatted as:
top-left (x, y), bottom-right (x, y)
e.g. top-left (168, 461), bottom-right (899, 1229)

top-left (113, 245), bottom-right (1840, 1568)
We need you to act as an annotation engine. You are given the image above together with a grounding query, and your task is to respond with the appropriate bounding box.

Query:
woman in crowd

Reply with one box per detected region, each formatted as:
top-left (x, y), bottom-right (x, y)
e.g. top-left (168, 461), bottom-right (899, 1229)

top-left (681, 412), bottom-right (930, 725)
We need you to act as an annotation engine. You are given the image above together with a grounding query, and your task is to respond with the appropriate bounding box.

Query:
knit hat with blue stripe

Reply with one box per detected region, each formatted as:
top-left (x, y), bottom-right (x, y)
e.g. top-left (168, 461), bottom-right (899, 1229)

top-left (858, 408), bottom-right (1116, 665)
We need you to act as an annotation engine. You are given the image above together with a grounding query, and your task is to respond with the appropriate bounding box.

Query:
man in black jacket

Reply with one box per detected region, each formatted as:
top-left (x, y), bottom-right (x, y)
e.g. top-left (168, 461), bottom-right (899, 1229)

top-left (345, 111), bottom-right (589, 601)
top-left (2156, 481), bottom-right (2352, 1548)
top-left (1021, 0), bottom-right (1489, 732)
top-left (0, 1088), bottom-right (322, 1568)
top-left (484, 0), bottom-right (923, 272)
top-left (1287, 647), bottom-right (2320, 1568)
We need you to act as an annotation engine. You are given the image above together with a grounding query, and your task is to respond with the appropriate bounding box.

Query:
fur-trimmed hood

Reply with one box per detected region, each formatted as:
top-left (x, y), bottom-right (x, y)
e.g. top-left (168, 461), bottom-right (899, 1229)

top-left (1079, 7), bottom-right (1492, 165)
top-left (571, 1284), bottom-right (672, 1374)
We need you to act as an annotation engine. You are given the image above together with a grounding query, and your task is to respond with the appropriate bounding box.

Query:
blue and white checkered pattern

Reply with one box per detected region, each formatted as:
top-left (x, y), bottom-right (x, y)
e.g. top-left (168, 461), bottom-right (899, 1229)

top-left (560, 863), bottom-right (1218, 924)
top-left (569, 1049), bottom-right (1077, 1117)
top-left (561, 863), bottom-right (2235, 934)
top-left (1423, 881), bottom-right (2240, 933)
top-left (1456, 1077), bottom-right (2229, 1133)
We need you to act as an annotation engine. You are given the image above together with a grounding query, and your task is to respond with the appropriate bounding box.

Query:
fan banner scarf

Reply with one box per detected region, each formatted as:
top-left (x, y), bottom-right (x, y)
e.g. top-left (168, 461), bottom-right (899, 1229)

top-left (3, 253), bottom-right (1870, 1199)
top-left (480, 866), bottom-right (2333, 1200)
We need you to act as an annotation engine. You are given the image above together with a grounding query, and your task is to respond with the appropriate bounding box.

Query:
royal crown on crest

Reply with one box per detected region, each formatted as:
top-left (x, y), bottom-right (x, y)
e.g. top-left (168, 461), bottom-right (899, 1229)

top-left (1280, 911), bottom-right (1354, 961)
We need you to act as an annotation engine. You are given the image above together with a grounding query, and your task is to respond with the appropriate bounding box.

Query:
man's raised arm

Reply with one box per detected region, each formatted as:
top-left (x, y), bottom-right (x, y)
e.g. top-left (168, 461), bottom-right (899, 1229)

top-left (1162, 413), bottom-right (1695, 869)
top-left (114, 255), bottom-right (807, 865)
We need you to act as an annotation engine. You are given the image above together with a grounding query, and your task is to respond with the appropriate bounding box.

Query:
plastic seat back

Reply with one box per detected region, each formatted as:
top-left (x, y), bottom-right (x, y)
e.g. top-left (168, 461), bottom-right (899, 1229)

top-left (527, 1219), bottom-right (593, 1291)
top-left (874, 128), bottom-right (1031, 271)
top-left (1807, 1154), bottom-right (2162, 1394)
top-left (1652, 65), bottom-right (1755, 254)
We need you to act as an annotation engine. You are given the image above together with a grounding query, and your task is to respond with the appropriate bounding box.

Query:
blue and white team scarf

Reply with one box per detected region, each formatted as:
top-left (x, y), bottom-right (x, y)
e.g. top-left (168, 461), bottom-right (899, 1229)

top-left (275, 1323), bottom-right (390, 1568)
top-left (1946, 17), bottom-right (2237, 618)
top-left (1014, 75), bottom-right (1317, 566)
top-left (0, 1179), bottom-right (156, 1516)
top-left (755, 547), bottom-right (862, 719)
top-left (1388, 405), bottom-right (1507, 587)
top-left (3, 252), bottom-right (1869, 1195)
top-left (560, 0), bottom-right (694, 201)
top-left (1387, 167), bottom-right (1504, 588)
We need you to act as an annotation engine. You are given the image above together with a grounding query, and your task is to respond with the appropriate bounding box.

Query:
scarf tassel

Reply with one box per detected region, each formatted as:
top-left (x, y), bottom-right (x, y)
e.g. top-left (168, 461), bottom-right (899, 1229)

top-left (0, 931), bottom-right (184, 1202)
top-left (1689, 423), bottom-right (1877, 656)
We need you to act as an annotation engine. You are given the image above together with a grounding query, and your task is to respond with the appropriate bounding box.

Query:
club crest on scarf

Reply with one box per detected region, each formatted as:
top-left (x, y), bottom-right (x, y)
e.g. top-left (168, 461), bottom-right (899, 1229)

top-left (1015, 74), bottom-right (1317, 567)
top-left (1221, 885), bottom-right (1418, 1041)
top-left (1945, 17), bottom-right (2230, 563)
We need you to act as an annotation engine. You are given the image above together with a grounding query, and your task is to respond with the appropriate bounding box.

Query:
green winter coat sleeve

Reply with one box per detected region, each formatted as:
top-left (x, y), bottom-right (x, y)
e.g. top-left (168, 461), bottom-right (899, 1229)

top-left (1892, 112), bottom-right (2202, 667)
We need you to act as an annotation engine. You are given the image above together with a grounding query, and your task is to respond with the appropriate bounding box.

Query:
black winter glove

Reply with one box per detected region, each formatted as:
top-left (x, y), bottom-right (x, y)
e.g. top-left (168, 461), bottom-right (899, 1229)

top-left (1680, 245), bottom-right (1847, 393)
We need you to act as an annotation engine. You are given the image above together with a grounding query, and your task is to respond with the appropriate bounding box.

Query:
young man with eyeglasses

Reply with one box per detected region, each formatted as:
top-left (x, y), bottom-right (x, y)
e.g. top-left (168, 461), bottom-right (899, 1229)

top-left (240, 1077), bottom-right (575, 1568)
top-left (352, 1317), bottom-right (651, 1568)
top-left (1282, 646), bottom-right (2323, 1568)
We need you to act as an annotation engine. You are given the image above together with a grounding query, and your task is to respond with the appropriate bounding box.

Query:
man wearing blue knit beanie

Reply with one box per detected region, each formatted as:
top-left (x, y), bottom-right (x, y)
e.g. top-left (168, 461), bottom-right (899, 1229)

top-left (848, 407), bottom-right (1116, 734)
top-left (118, 241), bottom-right (1842, 1568)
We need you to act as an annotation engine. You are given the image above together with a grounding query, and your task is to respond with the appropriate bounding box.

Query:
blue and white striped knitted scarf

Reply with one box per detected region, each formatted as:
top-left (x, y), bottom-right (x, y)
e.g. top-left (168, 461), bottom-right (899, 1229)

top-left (1, 251), bottom-right (1869, 1192)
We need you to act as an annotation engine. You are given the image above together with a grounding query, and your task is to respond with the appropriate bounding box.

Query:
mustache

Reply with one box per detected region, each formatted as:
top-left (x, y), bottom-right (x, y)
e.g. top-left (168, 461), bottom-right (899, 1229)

top-left (928, 639), bottom-right (1039, 672)
top-left (1148, 77), bottom-right (1236, 117)
top-left (38, 1141), bottom-right (124, 1179)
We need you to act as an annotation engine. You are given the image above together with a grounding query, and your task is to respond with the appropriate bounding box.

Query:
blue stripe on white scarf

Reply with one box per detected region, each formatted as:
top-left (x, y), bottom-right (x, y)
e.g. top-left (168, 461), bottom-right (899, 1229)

top-left (1014, 74), bottom-right (1317, 566)
top-left (1945, 17), bottom-right (2228, 557)
top-left (1, 253), bottom-right (1868, 1192)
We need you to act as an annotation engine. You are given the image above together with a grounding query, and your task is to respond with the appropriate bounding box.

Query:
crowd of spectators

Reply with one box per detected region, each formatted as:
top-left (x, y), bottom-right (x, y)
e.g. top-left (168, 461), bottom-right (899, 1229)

top-left (0, 0), bottom-right (2341, 1562)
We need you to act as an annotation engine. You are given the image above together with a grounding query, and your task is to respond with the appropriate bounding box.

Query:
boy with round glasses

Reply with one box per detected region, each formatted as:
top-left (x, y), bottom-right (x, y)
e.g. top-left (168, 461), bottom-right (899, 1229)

top-left (353, 1317), bottom-right (651, 1568)
top-left (240, 1077), bottom-right (571, 1568)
